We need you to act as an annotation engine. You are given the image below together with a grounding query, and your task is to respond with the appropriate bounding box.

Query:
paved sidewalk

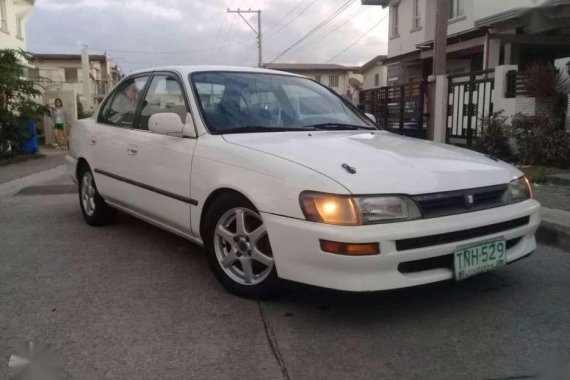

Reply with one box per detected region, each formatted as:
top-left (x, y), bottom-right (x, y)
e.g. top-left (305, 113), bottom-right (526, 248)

top-left (0, 148), bottom-right (67, 185)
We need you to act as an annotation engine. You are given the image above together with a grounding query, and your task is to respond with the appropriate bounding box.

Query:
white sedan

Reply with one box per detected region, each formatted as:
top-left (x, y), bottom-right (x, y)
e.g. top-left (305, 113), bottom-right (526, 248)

top-left (66, 66), bottom-right (541, 299)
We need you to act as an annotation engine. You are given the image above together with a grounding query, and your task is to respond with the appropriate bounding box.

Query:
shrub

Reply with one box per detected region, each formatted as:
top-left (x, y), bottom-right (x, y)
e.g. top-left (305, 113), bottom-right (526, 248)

top-left (474, 111), bottom-right (511, 159)
top-left (510, 113), bottom-right (570, 168)
top-left (0, 49), bottom-right (49, 157)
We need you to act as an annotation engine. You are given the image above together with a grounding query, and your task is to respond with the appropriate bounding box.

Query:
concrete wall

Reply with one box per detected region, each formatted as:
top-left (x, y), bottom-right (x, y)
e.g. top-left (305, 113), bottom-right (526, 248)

top-left (473, 0), bottom-right (551, 22)
top-left (43, 89), bottom-right (78, 146)
top-left (0, 0), bottom-right (33, 50)
top-left (33, 59), bottom-right (113, 107)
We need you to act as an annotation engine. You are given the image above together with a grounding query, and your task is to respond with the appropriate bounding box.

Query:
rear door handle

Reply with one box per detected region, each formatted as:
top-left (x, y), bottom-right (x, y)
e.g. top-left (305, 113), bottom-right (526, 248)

top-left (127, 144), bottom-right (138, 155)
top-left (89, 137), bottom-right (96, 145)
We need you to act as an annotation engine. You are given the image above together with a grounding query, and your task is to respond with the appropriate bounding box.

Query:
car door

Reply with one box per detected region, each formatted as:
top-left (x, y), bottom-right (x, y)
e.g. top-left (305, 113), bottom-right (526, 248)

top-left (91, 74), bottom-right (151, 206)
top-left (122, 72), bottom-right (197, 234)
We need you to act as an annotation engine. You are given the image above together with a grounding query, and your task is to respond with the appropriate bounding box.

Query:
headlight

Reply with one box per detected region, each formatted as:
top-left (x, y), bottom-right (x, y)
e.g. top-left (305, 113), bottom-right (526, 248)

top-left (508, 176), bottom-right (532, 203)
top-left (299, 192), bottom-right (422, 225)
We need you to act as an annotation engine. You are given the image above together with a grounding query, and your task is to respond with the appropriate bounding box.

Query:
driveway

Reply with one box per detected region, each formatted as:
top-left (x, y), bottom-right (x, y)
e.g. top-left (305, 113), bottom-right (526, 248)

top-left (0, 174), bottom-right (568, 379)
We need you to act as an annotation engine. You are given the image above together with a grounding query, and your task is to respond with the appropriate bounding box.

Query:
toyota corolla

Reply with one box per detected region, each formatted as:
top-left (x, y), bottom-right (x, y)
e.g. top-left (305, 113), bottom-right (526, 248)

top-left (66, 66), bottom-right (541, 299)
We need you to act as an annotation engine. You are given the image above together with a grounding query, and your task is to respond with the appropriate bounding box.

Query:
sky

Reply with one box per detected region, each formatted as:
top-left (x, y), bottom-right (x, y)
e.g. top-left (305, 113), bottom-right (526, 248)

top-left (27, 0), bottom-right (389, 74)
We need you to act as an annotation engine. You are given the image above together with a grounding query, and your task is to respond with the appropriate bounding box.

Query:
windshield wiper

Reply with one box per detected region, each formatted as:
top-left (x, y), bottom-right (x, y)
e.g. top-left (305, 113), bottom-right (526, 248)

top-left (222, 126), bottom-right (314, 134)
top-left (304, 123), bottom-right (376, 131)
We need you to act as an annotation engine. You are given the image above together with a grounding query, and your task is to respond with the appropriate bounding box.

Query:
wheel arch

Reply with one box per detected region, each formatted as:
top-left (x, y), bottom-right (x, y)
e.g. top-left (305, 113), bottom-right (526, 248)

top-left (199, 187), bottom-right (258, 239)
top-left (76, 157), bottom-right (90, 180)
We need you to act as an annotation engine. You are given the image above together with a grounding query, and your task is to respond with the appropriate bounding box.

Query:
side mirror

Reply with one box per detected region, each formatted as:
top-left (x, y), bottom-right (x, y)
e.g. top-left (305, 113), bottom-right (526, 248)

top-left (365, 113), bottom-right (377, 124)
top-left (148, 112), bottom-right (184, 136)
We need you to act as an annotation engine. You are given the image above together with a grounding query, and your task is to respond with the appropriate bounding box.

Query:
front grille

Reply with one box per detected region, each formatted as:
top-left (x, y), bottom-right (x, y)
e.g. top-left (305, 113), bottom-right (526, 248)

top-left (395, 216), bottom-right (530, 251)
top-left (398, 237), bottom-right (525, 273)
top-left (412, 184), bottom-right (508, 219)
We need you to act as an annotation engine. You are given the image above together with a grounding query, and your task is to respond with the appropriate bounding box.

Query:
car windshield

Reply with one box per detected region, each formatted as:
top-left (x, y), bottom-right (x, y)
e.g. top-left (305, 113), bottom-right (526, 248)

top-left (190, 71), bottom-right (377, 134)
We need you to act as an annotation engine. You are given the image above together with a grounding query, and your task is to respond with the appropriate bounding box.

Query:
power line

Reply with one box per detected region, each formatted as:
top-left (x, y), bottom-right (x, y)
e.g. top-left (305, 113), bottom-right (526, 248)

top-left (266, 0), bottom-right (307, 34)
top-left (266, 0), bottom-right (318, 37)
top-left (269, 0), bottom-right (356, 63)
top-left (325, 15), bottom-right (387, 63)
top-left (291, 5), bottom-right (367, 52)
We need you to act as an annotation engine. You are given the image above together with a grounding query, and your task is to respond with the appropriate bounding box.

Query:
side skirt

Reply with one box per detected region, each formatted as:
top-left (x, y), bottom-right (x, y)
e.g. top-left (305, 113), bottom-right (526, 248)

top-left (106, 200), bottom-right (204, 247)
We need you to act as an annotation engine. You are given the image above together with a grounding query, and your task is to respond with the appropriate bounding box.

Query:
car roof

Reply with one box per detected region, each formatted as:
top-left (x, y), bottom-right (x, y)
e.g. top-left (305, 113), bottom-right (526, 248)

top-left (129, 65), bottom-right (303, 78)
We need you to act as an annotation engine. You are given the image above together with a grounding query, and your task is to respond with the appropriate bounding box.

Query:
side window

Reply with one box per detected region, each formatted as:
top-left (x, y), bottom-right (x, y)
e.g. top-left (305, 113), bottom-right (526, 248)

top-left (99, 76), bottom-right (148, 128)
top-left (138, 75), bottom-right (187, 131)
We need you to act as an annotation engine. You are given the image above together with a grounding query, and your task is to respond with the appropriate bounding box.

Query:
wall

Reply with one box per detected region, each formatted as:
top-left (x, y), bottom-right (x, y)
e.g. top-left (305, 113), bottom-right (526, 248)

top-left (43, 89), bottom-right (78, 146)
top-left (33, 59), bottom-right (112, 106)
top-left (362, 65), bottom-right (387, 90)
top-left (472, 0), bottom-right (550, 23)
top-left (387, 0), bottom-right (431, 58)
top-left (0, 0), bottom-right (33, 50)
top-left (384, 0), bottom-right (551, 60)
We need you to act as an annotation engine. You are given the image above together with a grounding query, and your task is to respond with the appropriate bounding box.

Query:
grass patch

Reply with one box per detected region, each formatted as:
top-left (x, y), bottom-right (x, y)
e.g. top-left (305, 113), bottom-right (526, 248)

top-left (0, 153), bottom-right (46, 166)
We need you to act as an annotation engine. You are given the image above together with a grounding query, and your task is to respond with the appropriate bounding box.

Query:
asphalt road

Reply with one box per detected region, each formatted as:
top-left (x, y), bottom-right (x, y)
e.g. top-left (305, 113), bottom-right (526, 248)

top-left (0, 174), bottom-right (569, 380)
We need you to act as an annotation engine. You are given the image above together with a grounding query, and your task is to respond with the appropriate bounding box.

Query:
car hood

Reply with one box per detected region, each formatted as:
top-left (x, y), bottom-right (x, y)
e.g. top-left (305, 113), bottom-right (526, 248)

top-left (222, 131), bottom-right (521, 195)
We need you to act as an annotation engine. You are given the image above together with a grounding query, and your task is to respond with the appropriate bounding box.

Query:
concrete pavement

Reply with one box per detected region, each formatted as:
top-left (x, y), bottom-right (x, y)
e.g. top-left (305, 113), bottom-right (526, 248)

top-left (0, 173), bottom-right (569, 379)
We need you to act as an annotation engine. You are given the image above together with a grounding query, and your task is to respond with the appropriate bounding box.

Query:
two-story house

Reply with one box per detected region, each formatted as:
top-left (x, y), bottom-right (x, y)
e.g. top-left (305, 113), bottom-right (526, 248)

top-left (263, 63), bottom-right (364, 98)
top-left (0, 0), bottom-right (34, 50)
top-left (29, 53), bottom-right (120, 107)
top-left (362, 0), bottom-right (570, 85)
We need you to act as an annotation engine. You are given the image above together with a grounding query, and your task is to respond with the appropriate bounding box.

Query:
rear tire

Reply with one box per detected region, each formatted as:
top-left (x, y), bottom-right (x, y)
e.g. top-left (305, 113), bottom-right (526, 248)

top-left (78, 165), bottom-right (116, 226)
top-left (203, 193), bottom-right (282, 300)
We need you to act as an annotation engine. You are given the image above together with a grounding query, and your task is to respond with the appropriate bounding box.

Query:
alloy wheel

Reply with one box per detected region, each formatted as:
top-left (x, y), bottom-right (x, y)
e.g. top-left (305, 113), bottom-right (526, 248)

top-left (81, 171), bottom-right (96, 217)
top-left (213, 207), bottom-right (274, 285)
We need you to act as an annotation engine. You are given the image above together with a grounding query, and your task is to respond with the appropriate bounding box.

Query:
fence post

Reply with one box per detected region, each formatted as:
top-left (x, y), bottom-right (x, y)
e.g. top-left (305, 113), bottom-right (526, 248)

top-left (399, 85), bottom-right (405, 134)
top-left (466, 74), bottom-right (475, 147)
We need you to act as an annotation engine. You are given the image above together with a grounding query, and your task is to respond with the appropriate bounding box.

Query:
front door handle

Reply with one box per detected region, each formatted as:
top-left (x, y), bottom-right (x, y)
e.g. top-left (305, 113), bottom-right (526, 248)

top-left (89, 137), bottom-right (96, 145)
top-left (127, 145), bottom-right (138, 155)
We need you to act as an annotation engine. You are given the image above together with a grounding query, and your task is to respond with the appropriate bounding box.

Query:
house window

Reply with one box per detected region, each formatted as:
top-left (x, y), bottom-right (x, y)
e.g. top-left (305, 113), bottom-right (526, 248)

top-left (0, 0), bottom-right (8, 33)
top-left (16, 15), bottom-right (22, 39)
top-left (329, 75), bottom-right (339, 88)
top-left (449, 0), bottom-right (465, 19)
top-left (391, 3), bottom-right (399, 38)
top-left (315, 74), bottom-right (321, 83)
top-left (64, 68), bottom-right (78, 83)
top-left (412, 0), bottom-right (421, 30)
top-left (374, 73), bottom-right (380, 87)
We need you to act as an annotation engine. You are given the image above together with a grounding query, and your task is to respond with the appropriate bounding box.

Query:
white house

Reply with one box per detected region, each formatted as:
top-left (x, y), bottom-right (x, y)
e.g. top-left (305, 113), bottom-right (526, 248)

top-left (360, 55), bottom-right (388, 90)
top-left (362, 0), bottom-right (570, 85)
top-left (0, 0), bottom-right (34, 50)
top-left (263, 63), bottom-right (364, 97)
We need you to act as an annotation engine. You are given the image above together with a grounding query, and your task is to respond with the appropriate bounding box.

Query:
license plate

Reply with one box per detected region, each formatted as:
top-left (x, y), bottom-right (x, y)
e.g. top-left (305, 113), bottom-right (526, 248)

top-left (454, 239), bottom-right (506, 280)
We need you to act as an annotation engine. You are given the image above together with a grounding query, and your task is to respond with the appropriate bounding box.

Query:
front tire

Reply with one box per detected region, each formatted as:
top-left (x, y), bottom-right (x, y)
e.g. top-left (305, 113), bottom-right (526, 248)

top-left (78, 166), bottom-right (116, 226)
top-left (203, 193), bottom-right (282, 299)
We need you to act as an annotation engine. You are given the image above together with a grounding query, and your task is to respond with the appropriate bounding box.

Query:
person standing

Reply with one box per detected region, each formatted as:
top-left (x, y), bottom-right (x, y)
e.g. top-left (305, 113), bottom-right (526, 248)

top-left (49, 98), bottom-right (67, 150)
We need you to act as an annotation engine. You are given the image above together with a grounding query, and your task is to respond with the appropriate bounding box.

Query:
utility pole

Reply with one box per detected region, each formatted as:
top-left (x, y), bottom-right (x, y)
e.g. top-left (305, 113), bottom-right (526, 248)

top-left (227, 8), bottom-right (262, 67)
top-left (428, 0), bottom-right (450, 143)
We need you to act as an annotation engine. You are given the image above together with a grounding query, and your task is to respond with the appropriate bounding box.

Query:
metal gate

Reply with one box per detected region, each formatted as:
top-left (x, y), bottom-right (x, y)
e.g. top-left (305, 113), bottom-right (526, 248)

top-left (360, 82), bottom-right (427, 138)
top-left (447, 69), bottom-right (495, 147)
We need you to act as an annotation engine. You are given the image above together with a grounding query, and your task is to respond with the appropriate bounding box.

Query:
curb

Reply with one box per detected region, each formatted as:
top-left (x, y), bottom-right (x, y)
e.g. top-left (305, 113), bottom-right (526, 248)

top-left (544, 174), bottom-right (570, 187)
top-left (537, 207), bottom-right (570, 251)
top-left (537, 222), bottom-right (570, 251)
top-left (0, 165), bottom-right (66, 199)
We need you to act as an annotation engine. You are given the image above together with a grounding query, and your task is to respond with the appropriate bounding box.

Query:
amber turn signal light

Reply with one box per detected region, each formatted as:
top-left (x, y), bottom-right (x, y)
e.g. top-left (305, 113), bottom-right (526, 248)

top-left (319, 240), bottom-right (380, 256)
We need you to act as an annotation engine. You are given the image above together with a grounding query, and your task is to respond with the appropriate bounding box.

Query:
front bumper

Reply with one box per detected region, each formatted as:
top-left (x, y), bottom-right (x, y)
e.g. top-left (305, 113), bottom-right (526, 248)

top-left (262, 199), bottom-right (541, 291)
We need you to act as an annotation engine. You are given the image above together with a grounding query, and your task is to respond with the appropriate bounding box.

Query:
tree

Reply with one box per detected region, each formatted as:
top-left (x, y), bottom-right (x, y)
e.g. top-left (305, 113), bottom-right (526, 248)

top-left (0, 49), bottom-right (49, 156)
